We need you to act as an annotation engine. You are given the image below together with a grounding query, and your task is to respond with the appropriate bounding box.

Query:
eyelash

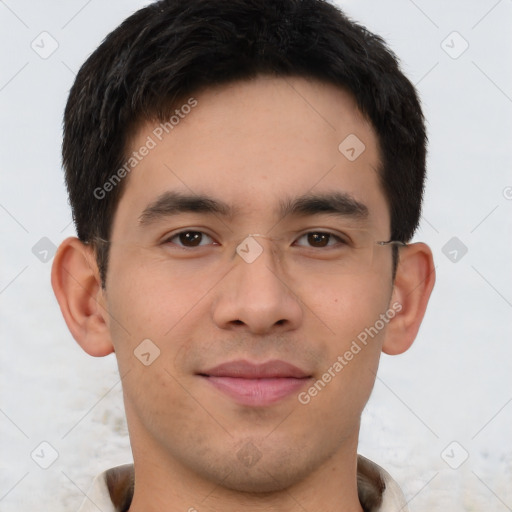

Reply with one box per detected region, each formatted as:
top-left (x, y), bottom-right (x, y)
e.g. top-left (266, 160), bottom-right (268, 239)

top-left (164, 230), bottom-right (217, 248)
top-left (162, 230), bottom-right (349, 249)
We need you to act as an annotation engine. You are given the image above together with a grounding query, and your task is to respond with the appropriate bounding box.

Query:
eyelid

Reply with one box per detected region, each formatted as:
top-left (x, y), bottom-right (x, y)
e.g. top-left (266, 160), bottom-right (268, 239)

top-left (160, 227), bottom-right (362, 248)
top-left (293, 229), bottom-right (351, 247)
top-left (162, 228), bottom-right (219, 247)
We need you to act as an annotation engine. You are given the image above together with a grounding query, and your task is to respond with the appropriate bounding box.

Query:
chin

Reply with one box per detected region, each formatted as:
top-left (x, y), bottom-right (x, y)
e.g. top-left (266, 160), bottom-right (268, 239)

top-left (224, 474), bottom-right (287, 494)
top-left (191, 442), bottom-right (323, 495)
top-left (205, 465), bottom-right (303, 494)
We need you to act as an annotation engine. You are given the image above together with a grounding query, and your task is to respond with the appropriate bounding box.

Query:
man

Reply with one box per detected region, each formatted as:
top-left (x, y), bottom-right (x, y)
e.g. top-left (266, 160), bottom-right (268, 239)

top-left (51, 0), bottom-right (435, 510)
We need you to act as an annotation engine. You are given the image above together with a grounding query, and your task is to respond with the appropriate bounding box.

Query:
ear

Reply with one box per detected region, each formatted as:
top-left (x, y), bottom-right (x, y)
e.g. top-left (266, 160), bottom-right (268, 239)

top-left (51, 237), bottom-right (114, 357)
top-left (382, 242), bottom-right (435, 355)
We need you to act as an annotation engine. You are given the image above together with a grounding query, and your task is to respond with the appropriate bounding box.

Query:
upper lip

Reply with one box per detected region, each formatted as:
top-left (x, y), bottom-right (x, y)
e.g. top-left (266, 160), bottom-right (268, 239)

top-left (199, 360), bottom-right (310, 379)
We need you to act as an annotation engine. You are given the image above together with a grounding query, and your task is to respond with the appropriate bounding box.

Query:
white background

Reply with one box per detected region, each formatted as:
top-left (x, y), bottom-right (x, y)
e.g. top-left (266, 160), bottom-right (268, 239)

top-left (1, 1), bottom-right (511, 510)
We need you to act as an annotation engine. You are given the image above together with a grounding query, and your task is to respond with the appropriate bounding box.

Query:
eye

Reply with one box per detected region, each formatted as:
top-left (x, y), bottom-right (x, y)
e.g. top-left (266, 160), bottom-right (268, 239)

top-left (166, 230), bottom-right (216, 248)
top-left (294, 231), bottom-right (346, 248)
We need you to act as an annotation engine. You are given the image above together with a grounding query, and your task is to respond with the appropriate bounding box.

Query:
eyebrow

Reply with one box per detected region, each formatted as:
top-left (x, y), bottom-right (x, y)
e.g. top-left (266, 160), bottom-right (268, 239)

top-left (137, 190), bottom-right (369, 227)
top-left (278, 192), bottom-right (369, 221)
top-left (138, 191), bottom-right (233, 226)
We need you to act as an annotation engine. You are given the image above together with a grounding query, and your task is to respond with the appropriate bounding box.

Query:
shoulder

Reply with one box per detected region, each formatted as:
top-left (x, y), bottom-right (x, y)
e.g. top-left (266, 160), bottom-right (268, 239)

top-left (77, 464), bottom-right (134, 512)
top-left (357, 455), bottom-right (409, 512)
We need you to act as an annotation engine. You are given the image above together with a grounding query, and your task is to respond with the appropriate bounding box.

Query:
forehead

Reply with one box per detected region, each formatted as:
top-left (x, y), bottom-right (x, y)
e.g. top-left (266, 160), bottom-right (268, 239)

top-left (113, 76), bottom-right (389, 235)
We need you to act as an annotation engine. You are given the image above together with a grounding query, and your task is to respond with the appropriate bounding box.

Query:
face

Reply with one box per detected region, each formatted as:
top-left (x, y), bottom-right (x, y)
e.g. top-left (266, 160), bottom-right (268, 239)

top-left (103, 76), bottom-right (395, 492)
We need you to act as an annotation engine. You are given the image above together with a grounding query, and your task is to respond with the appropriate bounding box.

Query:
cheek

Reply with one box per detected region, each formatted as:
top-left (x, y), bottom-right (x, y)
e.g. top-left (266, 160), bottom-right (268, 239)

top-left (298, 271), bottom-right (392, 343)
top-left (124, 365), bottom-right (191, 418)
top-left (315, 275), bottom-right (392, 394)
top-left (296, 273), bottom-right (392, 406)
top-left (106, 250), bottom-right (213, 340)
top-left (297, 280), bottom-right (389, 425)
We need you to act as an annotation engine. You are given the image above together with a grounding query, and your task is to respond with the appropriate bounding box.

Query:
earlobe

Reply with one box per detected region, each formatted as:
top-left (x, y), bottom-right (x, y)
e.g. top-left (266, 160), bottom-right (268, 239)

top-left (51, 237), bottom-right (114, 357)
top-left (382, 242), bottom-right (435, 355)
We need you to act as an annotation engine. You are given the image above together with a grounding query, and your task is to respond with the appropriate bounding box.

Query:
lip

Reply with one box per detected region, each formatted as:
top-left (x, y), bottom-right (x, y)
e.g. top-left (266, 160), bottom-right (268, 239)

top-left (198, 360), bottom-right (312, 407)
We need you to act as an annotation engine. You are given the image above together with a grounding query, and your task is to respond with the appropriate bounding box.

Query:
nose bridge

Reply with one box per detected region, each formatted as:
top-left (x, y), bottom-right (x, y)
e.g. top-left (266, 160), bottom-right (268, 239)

top-left (212, 234), bottom-right (302, 333)
top-left (234, 234), bottom-right (288, 296)
top-left (235, 234), bottom-right (279, 266)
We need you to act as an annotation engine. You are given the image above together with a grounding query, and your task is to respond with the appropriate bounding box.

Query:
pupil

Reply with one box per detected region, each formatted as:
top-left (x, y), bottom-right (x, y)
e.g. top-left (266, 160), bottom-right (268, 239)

top-left (308, 233), bottom-right (329, 247)
top-left (180, 232), bottom-right (202, 246)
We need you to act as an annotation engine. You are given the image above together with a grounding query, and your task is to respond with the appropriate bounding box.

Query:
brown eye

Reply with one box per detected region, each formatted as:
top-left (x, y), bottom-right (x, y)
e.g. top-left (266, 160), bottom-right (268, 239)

top-left (307, 232), bottom-right (330, 247)
top-left (169, 231), bottom-right (214, 247)
top-left (179, 231), bottom-right (203, 246)
top-left (295, 232), bottom-right (342, 248)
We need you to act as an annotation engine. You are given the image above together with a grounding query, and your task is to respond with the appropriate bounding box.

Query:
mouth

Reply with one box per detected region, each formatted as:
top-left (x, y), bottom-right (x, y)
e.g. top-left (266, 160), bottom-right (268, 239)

top-left (197, 360), bottom-right (312, 407)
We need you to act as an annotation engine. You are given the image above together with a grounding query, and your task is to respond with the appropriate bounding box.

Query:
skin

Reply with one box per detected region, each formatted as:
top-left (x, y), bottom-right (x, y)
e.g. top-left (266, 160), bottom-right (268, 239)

top-left (52, 76), bottom-right (435, 511)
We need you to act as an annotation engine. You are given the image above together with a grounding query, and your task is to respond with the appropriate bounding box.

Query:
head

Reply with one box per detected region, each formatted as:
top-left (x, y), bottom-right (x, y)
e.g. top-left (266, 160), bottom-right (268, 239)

top-left (53, 0), bottom-right (435, 500)
top-left (62, 0), bottom-right (426, 286)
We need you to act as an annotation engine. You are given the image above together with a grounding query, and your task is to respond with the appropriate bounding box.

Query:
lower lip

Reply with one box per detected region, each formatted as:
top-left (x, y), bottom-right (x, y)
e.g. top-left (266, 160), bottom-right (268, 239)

top-left (202, 376), bottom-right (310, 407)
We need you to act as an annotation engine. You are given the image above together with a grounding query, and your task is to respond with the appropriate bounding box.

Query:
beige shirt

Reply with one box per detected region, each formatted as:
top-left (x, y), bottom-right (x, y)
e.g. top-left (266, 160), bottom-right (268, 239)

top-left (77, 455), bottom-right (409, 512)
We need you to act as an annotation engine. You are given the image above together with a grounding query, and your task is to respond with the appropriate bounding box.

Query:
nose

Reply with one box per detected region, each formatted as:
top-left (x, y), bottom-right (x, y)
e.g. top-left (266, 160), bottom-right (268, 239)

top-left (211, 237), bottom-right (303, 335)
